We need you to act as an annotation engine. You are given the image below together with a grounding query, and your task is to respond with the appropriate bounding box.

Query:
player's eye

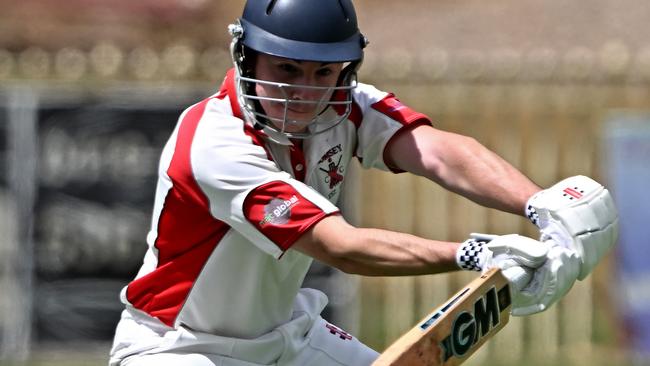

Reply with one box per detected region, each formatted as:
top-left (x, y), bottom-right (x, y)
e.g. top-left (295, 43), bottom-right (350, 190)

top-left (316, 68), bottom-right (333, 77)
top-left (278, 63), bottom-right (299, 74)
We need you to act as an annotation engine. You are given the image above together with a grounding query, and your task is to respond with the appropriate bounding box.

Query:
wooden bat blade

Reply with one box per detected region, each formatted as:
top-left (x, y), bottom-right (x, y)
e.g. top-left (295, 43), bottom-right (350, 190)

top-left (372, 268), bottom-right (513, 366)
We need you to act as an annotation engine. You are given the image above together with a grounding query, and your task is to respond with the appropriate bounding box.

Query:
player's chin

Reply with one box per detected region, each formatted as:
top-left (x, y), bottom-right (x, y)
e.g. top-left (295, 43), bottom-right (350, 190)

top-left (265, 114), bottom-right (311, 132)
top-left (270, 120), bottom-right (310, 133)
top-left (287, 111), bottom-right (318, 124)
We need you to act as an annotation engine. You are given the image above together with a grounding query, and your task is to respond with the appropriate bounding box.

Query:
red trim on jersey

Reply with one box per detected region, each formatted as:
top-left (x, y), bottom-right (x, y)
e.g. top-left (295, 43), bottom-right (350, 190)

top-left (289, 140), bottom-right (306, 182)
top-left (223, 68), bottom-right (244, 119)
top-left (126, 98), bottom-right (229, 327)
top-left (383, 120), bottom-right (434, 173)
top-left (244, 124), bottom-right (273, 161)
top-left (215, 75), bottom-right (229, 100)
top-left (243, 181), bottom-right (335, 251)
top-left (220, 68), bottom-right (273, 160)
top-left (331, 90), bottom-right (362, 160)
top-left (332, 90), bottom-right (362, 129)
top-left (372, 94), bottom-right (433, 173)
top-left (371, 94), bottom-right (431, 126)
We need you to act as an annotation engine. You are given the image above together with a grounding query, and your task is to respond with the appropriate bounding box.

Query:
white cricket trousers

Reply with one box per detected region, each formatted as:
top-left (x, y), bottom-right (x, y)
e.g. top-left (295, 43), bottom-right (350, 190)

top-left (119, 317), bottom-right (378, 366)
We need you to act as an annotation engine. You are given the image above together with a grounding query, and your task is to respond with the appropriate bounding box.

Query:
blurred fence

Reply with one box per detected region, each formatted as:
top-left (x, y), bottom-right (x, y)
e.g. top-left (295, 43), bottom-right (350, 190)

top-left (1, 40), bottom-right (650, 84)
top-left (1, 41), bottom-right (649, 365)
top-left (350, 46), bottom-right (650, 365)
top-left (0, 85), bottom-right (207, 363)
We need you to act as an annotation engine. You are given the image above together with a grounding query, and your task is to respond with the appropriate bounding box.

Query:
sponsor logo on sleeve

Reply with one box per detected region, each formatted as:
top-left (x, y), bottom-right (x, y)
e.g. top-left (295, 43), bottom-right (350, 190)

top-left (259, 195), bottom-right (299, 226)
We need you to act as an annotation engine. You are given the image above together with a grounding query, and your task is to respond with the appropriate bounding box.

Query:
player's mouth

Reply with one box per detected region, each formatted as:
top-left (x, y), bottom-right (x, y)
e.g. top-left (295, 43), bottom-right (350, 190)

top-left (269, 101), bottom-right (317, 116)
top-left (287, 106), bottom-right (315, 115)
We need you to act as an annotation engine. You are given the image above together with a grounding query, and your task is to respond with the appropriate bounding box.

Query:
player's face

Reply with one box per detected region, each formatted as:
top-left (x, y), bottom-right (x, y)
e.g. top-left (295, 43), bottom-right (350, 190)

top-left (253, 53), bottom-right (343, 133)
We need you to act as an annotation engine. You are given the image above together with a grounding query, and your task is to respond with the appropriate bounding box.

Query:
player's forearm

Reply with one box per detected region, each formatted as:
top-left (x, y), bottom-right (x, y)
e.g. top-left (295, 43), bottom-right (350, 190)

top-left (428, 135), bottom-right (541, 215)
top-left (295, 216), bottom-right (461, 276)
top-left (388, 125), bottom-right (541, 216)
top-left (334, 227), bottom-right (461, 276)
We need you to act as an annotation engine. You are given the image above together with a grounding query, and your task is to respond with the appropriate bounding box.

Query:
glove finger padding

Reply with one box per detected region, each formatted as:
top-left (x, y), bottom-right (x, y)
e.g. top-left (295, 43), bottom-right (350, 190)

top-left (510, 243), bottom-right (581, 316)
top-left (501, 266), bottom-right (534, 292)
top-left (526, 175), bottom-right (619, 280)
top-left (478, 233), bottom-right (548, 270)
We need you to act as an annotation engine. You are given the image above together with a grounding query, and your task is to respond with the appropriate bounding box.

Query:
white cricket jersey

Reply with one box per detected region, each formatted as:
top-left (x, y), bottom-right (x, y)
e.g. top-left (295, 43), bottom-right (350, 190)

top-left (110, 68), bottom-right (431, 361)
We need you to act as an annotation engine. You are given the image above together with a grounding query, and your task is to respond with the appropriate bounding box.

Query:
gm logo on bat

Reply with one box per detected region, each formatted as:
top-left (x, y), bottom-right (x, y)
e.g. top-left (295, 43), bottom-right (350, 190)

top-left (420, 283), bottom-right (512, 363)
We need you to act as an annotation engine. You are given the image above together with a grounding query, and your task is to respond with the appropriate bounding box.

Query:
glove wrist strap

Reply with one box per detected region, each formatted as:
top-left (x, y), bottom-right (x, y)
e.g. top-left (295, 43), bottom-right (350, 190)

top-left (525, 191), bottom-right (544, 227)
top-left (456, 238), bottom-right (487, 271)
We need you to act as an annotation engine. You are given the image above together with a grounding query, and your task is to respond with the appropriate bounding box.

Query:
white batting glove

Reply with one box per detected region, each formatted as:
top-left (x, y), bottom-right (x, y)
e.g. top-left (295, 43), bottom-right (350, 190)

top-left (456, 233), bottom-right (581, 316)
top-left (509, 240), bottom-right (581, 316)
top-left (526, 175), bottom-right (619, 280)
top-left (456, 233), bottom-right (549, 298)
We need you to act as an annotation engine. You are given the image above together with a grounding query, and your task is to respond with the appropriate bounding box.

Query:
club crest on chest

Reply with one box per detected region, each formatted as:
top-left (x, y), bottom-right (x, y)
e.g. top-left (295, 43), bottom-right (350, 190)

top-left (317, 144), bottom-right (345, 194)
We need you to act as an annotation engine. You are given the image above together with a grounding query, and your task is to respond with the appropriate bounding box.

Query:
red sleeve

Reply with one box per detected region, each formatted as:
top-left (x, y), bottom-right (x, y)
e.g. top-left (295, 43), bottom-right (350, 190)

top-left (243, 180), bottom-right (338, 251)
top-left (371, 94), bottom-right (433, 173)
top-left (371, 93), bottom-right (432, 127)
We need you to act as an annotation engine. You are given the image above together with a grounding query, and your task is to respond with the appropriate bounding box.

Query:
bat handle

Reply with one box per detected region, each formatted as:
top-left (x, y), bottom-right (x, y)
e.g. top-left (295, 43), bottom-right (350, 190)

top-left (501, 266), bottom-right (534, 292)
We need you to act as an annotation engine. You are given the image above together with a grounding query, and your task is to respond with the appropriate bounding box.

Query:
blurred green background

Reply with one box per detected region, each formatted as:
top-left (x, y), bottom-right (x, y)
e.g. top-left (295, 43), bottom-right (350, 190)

top-left (2, 0), bottom-right (650, 365)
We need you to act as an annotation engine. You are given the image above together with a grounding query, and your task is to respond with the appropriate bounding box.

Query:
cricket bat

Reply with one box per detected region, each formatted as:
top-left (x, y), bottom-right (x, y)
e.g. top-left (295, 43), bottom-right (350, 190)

top-left (373, 267), bottom-right (515, 366)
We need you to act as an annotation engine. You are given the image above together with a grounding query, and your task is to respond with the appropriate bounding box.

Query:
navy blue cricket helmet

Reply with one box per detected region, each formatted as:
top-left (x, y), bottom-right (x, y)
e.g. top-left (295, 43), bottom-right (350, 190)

top-left (239, 0), bottom-right (366, 63)
top-left (228, 0), bottom-right (368, 139)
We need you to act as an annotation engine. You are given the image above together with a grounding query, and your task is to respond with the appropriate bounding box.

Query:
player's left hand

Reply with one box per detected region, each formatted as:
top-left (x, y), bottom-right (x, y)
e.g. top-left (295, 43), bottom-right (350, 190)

top-left (457, 233), bottom-right (579, 316)
top-left (526, 175), bottom-right (619, 280)
top-left (456, 233), bottom-right (549, 276)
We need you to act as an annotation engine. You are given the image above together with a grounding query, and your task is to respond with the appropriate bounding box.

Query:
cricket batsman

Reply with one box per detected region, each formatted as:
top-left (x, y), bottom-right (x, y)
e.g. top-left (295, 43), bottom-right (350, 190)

top-left (108, 0), bottom-right (619, 365)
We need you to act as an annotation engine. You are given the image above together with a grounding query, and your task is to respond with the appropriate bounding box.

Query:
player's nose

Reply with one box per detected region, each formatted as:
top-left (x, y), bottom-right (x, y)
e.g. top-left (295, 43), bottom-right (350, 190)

top-left (288, 82), bottom-right (327, 102)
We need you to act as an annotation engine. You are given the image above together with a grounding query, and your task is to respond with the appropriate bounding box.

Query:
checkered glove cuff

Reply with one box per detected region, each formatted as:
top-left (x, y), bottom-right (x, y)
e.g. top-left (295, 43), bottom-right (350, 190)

top-left (526, 204), bottom-right (540, 227)
top-left (525, 191), bottom-right (544, 227)
top-left (456, 239), bottom-right (488, 271)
